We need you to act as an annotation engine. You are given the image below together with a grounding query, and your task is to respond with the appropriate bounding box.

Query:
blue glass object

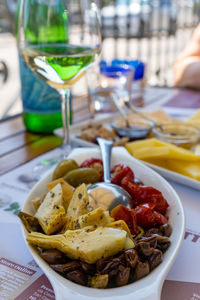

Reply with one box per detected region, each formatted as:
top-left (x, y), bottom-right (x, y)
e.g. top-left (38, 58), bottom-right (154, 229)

top-left (100, 64), bottom-right (134, 79)
top-left (110, 59), bottom-right (145, 80)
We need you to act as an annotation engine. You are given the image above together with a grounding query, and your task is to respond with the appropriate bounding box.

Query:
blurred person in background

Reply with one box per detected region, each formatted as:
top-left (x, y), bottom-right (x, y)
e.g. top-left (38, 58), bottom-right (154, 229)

top-left (173, 24), bottom-right (200, 90)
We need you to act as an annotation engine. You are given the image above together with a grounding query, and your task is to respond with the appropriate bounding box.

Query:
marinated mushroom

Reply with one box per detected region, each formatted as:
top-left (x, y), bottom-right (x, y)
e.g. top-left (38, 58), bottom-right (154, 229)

top-left (40, 249), bottom-right (65, 264)
top-left (124, 249), bottom-right (139, 268)
top-left (66, 270), bottom-right (87, 286)
top-left (135, 261), bottom-right (150, 280)
top-left (51, 261), bottom-right (81, 275)
top-left (136, 241), bottom-right (154, 257)
top-left (160, 223), bottom-right (172, 237)
top-left (148, 249), bottom-right (163, 270)
top-left (115, 265), bottom-right (130, 287)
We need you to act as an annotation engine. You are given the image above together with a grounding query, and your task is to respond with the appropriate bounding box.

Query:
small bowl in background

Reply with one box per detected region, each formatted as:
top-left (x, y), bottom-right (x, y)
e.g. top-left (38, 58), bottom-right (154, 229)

top-left (112, 119), bottom-right (153, 140)
top-left (152, 122), bottom-right (200, 149)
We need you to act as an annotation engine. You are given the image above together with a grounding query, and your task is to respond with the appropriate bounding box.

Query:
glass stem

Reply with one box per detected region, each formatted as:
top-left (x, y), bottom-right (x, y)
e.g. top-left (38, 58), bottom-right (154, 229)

top-left (58, 89), bottom-right (71, 147)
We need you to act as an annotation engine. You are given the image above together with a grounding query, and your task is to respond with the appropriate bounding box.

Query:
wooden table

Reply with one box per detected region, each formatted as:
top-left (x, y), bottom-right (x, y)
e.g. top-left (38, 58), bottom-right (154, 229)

top-left (1, 86), bottom-right (200, 176)
top-left (0, 95), bottom-right (92, 176)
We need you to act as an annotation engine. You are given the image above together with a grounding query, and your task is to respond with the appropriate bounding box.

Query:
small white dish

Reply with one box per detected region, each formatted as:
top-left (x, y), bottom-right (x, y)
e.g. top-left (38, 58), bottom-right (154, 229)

top-left (21, 147), bottom-right (185, 300)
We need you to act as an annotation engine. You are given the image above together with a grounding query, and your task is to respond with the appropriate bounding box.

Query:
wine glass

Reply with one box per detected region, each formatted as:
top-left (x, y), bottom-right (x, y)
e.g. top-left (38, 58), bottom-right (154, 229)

top-left (17, 0), bottom-right (102, 156)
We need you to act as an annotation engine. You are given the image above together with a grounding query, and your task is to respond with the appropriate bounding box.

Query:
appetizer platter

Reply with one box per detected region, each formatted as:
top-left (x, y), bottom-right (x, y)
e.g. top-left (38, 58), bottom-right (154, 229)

top-left (55, 109), bottom-right (200, 190)
top-left (19, 147), bottom-right (185, 300)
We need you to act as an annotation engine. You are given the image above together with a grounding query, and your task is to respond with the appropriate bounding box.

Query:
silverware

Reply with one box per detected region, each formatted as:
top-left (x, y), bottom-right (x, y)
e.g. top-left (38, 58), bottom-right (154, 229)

top-left (87, 137), bottom-right (132, 211)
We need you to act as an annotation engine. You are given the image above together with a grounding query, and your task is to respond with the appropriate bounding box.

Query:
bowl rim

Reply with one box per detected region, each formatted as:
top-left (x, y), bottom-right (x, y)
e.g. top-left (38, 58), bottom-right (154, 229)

top-left (111, 122), bottom-right (153, 139)
top-left (152, 122), bottom-right (200, 139)
top-left (112, 118), bottom-right (154, 129)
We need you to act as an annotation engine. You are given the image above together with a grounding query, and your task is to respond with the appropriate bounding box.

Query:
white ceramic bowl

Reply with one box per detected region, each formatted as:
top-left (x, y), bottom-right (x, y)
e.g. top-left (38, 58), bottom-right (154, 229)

top-left (21, 147), bottom-right (185, 300)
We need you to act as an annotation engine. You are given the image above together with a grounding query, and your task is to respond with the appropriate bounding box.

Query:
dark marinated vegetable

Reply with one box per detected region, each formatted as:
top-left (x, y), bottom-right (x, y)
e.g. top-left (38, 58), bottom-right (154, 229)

top-left (52, 159), bottom-right (79, 180)
top-left (145, 228), bottom-right (160, 236)
top-left (80, 261), bottom-right (96, 275)
top-left (124, 249), bottom-right (139, 268)
top-left (100, 258), bottom-right (121, 276)
top-left (135, 261), bottom-right (150, 280)
top-left (148, 249), bottom-right (163, 270)
top-left (40, 249), bottom-right (65, 264)
top-left (115, 265), bottom-right (130, 287)
top-left (63, 167), bottom-right (100, 187)
top-left (51, 261), bottom-right (80, 274)
top-left (137, 235), bottom-right (157, 248)
top-left (66, 270), bottom-right (87, 286)
top-left (18, 212), bottom-right (42, 233)
top-left (136, 241), bottom-right (154, 257)
top-left (160, 223), bottom-right (172, 237)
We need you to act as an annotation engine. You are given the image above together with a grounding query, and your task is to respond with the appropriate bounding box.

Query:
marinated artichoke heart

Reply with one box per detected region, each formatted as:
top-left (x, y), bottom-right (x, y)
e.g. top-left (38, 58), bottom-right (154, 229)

top-left (26, 183), bottom-right (135, 265)
top-left (27, 225), bottom-right (134, 264)
top-left (35, 183), bottom-right (66, 235)
top-left (105, 219), bottom-right (133, 240)
top-left (76, 207), bottom-right (114, 229)
top-left (47, 178), bottom-right (74, 211)
top-left (65, 183), bottom-right (93, 229)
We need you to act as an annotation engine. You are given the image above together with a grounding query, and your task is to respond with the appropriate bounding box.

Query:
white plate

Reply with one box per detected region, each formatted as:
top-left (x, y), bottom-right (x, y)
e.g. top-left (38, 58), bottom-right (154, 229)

top-left (21, 147), bottom-right (185, 300)
top-left (144, 162), bottom-right (200, 191)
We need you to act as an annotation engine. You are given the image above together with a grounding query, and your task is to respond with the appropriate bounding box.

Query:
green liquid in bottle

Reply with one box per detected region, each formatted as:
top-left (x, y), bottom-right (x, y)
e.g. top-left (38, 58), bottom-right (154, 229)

top-left (23, 111), bottom-right (63, 134)
top-left (16, 0), bottom-right (73, 134)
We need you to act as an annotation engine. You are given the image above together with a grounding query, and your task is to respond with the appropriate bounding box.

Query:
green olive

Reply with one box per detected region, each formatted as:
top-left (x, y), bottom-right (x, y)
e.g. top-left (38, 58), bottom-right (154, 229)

top-left (63, 168), bottom-right (100, 187)
top-left (52, 159), bottom-right (79, 180)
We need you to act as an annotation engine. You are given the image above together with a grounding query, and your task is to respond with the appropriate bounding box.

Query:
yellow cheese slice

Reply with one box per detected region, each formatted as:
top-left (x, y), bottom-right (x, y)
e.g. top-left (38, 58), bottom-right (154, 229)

top-left (142, 158), bottom-right (169, 169)
top-left (126, 138), bottom-right (200, 161)
top-left (132, 146), bottom-right (170, 160)
top-left (167, 160), bottom-right (200, 181)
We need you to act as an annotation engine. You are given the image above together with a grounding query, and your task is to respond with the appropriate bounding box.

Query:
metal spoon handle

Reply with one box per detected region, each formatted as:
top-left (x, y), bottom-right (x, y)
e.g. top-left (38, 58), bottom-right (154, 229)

top-left (110, 92), bottom-right (130, 127)
top-left (124, 100), bottom-right (156, 127)
top-left (97, 137), bottom-right (113, 184)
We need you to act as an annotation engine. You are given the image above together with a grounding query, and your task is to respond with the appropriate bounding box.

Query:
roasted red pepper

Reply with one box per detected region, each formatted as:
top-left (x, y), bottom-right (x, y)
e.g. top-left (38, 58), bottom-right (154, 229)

top-left (111, 205), bottom-right (138, 235)
top-left (153, 211), bottom-right (168, 226)
top-left (80, 158), bottom-right (103, 181)
top-left (135, 203), bottom-right (156, 228)
top-left (110, 164), bottom-right (134, 185)
top-left (135, 203), bottom-right (168, 229)
top-left (121, 177), bottom-right (169, 214)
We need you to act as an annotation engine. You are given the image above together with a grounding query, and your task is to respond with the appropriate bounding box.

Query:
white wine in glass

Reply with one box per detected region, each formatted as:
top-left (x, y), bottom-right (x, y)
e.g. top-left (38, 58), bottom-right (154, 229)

top-left (18, 0), bottom-right (102, 152)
